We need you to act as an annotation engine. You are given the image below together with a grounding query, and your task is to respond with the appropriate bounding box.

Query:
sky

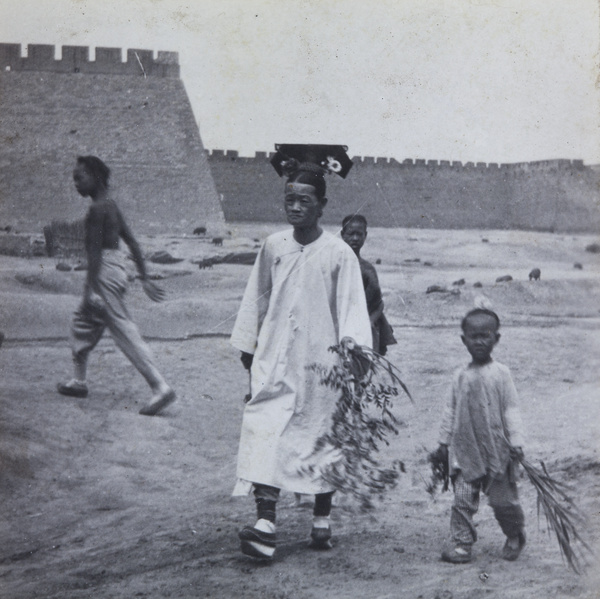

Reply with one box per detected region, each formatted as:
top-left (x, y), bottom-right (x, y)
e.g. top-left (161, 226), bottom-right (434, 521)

top-left (1, 0), bottom-right (599, 164)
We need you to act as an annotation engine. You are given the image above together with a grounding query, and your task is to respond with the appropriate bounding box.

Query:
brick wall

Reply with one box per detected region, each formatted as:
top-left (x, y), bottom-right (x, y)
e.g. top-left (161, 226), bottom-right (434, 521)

top-left (0, 44), bottom-right (224, 234)
top-left (207, 151), bottom-right (600, 232)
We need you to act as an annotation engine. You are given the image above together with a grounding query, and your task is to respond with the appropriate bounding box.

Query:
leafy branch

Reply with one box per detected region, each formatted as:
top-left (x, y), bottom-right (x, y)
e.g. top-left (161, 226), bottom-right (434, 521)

top-left (301, 338), bottom-right (412, 511)
top-left (516, 455), bottom-right (594, 574)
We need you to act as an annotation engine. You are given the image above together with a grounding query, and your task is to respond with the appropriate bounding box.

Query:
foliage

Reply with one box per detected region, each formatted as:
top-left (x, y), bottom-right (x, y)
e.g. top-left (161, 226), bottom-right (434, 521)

top-left (302, 338), bottom-right (412, 511)
top-left (425, 445), bottom-right (450, 499)
top-left (517, 455), bottom-right (594, 574)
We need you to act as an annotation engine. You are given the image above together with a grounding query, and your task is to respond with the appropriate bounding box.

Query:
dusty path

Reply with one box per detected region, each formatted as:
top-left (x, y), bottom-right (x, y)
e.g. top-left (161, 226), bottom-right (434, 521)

top-left (1, 227), bottom-right (599, 598)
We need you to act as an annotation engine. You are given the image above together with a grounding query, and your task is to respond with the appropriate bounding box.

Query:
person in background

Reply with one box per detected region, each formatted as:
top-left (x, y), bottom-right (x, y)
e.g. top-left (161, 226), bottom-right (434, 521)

top-left (341, 214), bottom-right (397, 356)
top-left (57, 155), bottom-right (175, 417)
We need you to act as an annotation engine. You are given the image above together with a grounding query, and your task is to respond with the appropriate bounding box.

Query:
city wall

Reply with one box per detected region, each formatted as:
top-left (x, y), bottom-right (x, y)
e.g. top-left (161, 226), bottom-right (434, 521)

top-left (207, 151), bottom-right (600, 232)
top-left (0, 43), bottom-right (224, 234)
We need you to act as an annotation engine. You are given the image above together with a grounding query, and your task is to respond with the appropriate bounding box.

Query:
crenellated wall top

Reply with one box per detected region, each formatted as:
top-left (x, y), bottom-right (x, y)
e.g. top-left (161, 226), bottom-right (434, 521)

top-left (206, 149), bottom-right (588, 173)
top-left (0, 43), bottom-right (179, 78)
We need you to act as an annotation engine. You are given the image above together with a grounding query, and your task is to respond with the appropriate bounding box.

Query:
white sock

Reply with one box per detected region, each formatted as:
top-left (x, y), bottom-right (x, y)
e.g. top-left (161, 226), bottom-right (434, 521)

top-left (313, 516), bottom-right (330, 529)
top-left (254, 518), bottom-right (276, 534)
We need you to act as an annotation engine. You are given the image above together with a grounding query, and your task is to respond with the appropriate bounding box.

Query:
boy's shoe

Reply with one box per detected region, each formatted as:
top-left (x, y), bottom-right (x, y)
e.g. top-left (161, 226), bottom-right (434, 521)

top-left (441, 545), bottom-right (472, 564)
top-left (238, 525), bottom-right (277, 559)
top-left (139, 389), bottom-right (176, 416)
top-left (57, 379), bottom-right (88, 398)
top-left (502, 531), bottom-right (526, 561)
top-left (309, 525), bottom-right (333, 550)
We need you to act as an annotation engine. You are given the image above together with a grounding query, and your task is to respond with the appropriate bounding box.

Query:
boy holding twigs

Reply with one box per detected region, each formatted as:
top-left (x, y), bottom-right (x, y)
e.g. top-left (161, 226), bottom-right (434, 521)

top-left (436, 308), bottom-right (526, 564)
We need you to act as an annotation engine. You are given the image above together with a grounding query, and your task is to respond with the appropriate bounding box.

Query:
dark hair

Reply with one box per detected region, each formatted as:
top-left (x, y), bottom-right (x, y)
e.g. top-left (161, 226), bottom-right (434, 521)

top-left (342, 214), bottom-right (368, 232)
top-left (461, 308), bottom-right (501, 332)
top-left (286, 165), bottom-right (327, 201)
top-left (77, 155), bottom-right (110, 188)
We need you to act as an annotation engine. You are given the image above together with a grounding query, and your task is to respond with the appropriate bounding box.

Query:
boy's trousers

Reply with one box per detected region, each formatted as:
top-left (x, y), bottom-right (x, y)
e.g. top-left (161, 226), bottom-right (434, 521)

top-left (70, 249), bottom-right (163, 389)
top-left (451, 468), bottom-right (524, 548)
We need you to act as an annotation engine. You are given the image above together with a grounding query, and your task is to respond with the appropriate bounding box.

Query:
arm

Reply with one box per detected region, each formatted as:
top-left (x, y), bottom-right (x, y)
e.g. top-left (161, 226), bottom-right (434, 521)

top-left (438, 374), bottom-right (458, 447)
top-left (84, 204), bottom-right (104, 300)
top-left (230, 240), bottom-right (272, 356)
top-left (369, 300), bottom-right (384, 325)
top-left (117, 206), bottom-right (164, 302)
top-left (117, 208), bottom-right (147, 280)
top-left (503, 369), bottom-right (526, 451)
top-left (336, 248), bottom-right (372, 348)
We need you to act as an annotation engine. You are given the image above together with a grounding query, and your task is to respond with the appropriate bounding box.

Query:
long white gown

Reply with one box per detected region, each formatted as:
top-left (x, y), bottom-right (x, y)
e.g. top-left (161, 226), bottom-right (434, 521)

top-left (231, 229), bottom-right (372, 495)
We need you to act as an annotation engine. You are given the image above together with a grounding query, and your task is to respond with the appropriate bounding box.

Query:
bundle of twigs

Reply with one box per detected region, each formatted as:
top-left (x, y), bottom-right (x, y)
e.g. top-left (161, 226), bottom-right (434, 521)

top-left (425, 445), bottom-right (450, 499)
top-left (302, 338), bottom-right (412, 511)
top-left (516, 454), bottom-right (593, 574)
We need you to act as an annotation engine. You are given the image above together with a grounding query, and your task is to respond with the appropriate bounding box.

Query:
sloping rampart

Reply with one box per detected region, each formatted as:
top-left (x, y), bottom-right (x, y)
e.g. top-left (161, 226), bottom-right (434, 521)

top-left (0, 43), bottom-right (224, 233)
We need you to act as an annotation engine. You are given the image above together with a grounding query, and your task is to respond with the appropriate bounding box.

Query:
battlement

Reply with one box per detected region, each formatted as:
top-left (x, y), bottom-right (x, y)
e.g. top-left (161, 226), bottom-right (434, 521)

top-left (0, 43), bottom-right (179, 77)
top-left (206, 150), bottom-right (589, 175)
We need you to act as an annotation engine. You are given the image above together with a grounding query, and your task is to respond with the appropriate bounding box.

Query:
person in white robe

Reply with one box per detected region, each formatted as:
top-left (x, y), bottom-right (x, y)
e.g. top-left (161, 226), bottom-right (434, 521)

top-left (231, 145), bottom-right (372, 559)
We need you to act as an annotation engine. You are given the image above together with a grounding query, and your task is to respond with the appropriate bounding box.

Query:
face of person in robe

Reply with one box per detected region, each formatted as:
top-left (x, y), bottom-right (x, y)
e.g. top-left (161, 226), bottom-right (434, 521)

top-left (284, 182), bottom-right (324, 229)
top-left (341, 219), bottom-right (367, 256)
top-left (461, 312), bottom-right (500, 365)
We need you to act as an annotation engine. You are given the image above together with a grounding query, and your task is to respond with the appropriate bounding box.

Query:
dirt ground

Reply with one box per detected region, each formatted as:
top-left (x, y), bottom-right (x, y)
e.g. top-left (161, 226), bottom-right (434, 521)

top-left (1, 225), bottom-right (599, 599)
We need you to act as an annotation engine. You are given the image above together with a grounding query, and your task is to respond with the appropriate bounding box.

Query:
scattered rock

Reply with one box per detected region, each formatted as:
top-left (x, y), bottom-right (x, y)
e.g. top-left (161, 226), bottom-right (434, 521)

top-left (452, 278), bottom-right (465, 286)
top-left (221, 252), bottom-right (257, 265)
top-left (481, 238), bottom-right (489, 243)
top-left (404, 258), bottom-right (420, 263)
top-left (473, 281), bottom-right (483, 288)
top-left (426, 285), bottom-right (447, 294)
top-left (56, 262), bottom-right (72, 271)
top-left (212, 237), bottom-right (223, 246)
top-left (193, 227), bottom-right (206, 235)
top-left (495, 275), bottom-right (513, 283)
top-left (375, 259), bottom-right (382, 265)
top-left (574, 262), bottom-right (583, 270)
top-left (423, 261), bottom-right (433, 266)
top-left (197, 259), bottom-right (216, 270)
top-left (585, 243), bottom-right (600, 253)
top-left (148, 251), bottom-right (184, 264)
top-left (529, 268), bottom-right (541, 281)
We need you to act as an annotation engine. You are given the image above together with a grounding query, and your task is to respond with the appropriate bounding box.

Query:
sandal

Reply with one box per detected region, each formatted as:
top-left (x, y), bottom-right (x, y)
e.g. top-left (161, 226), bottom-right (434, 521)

top-left (441, 545), bottom-right (472, 564)
top-left (139, 389), bottom-right (176, 416)
top-left (502, 531), bottom-right (526, 561)
top-left (57, 379), bottom-right (88, 398)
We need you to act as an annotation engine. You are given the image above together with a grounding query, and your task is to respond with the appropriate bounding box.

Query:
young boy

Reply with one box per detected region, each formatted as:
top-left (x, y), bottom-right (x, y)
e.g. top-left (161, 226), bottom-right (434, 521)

top-left (436, 308), bottom-right (526, 563)
top-left (341, 215), bottom-right (396, 356)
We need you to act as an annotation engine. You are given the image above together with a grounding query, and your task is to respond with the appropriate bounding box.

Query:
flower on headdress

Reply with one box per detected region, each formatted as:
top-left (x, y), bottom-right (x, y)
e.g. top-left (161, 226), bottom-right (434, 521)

top-left (325, 156), bottom-right (342, 174)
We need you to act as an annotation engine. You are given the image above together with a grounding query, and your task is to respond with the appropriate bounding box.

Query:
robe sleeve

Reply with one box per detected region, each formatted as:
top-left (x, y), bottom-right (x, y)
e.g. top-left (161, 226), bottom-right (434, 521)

top-left (335, 247), bottom-right (372, 348)
top-left (230, 240), bottom-right (273, 354)
top-left (502, 368), bottom-right (525, 449)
